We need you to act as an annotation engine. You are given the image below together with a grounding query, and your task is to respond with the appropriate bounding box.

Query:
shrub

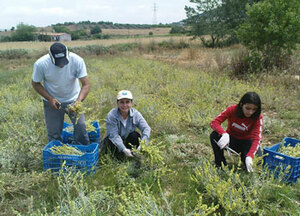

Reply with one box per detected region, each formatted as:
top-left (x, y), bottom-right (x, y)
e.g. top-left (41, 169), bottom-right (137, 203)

top-left (158, 40), bottom-right (189, 49)
top-left (0, 49), bottom-right (29, 59)
top-left (102, 34), bottom-right (110, 39)
top-left (237, 0), bottom-right (300, 71)
top-left (71, 30), bottom-right (88, 40)
top-left (169, 26), bottom-right (186, 34)
top-left (0, 35), bottom-right (11, 42)
top-left (90, 25), bottom-right (102, 35)
top-left (92, 34), bottom-right (102, 39)
top-left (230, 49), bottom-right (251, 76)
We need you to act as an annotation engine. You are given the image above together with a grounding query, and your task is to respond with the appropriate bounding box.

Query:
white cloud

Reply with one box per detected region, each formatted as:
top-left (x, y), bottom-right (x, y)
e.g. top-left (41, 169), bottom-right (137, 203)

top-left (3, 6), bottom-right (34, 15)
top-left (39, 8), bottom-right (74, 16)
top-left (82, 5), bottom-right (111, 11)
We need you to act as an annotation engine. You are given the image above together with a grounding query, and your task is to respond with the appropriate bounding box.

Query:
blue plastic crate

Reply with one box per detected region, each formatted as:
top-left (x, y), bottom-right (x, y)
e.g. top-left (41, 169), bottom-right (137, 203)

top-left (62, 121), bottom-right (100, 144)
top-left (263, 137), bottom-right (300, 183)
top-left (43, 140), bottom-right (99, 174)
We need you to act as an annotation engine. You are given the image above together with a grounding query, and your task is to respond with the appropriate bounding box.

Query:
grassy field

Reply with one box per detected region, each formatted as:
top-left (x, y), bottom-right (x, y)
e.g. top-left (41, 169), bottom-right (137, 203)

top-left (0, 35), bottom-right (191, 51)
top-left (0, 27), bottom-right (171, 36)
top-left (102, 27), bottom-right (171, 36)
top-left (0, 39), bottom-right (299, 215)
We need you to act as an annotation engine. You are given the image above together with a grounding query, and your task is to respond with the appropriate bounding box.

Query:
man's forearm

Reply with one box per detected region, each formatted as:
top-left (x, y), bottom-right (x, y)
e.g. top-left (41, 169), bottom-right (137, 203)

top-left (32, 80), bottom-right (53, 101)
top-left (77, 85), bottom-right (90, 102)
top-left (77, 76), bottom-right (90, 102)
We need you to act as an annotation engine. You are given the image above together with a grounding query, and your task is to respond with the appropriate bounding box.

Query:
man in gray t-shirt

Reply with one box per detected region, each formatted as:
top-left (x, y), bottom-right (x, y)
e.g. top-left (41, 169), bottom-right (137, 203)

top-left (32, 42), bottom-right (90, 145)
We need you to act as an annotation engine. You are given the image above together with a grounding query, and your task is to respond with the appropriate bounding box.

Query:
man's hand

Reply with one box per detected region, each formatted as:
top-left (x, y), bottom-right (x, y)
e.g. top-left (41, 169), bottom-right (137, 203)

top-left (123, 148), bottom-right (134, 157)
top-left (49, 98), bottom-right (61, 110)
top-left (67, 100), bottom-right (85, 114)
top-left (217, 133), bottom-right (230, 149)
top-left (245, 156), bottom-right (253, 172)
top-left (67, 101), bottom-right (77, 114)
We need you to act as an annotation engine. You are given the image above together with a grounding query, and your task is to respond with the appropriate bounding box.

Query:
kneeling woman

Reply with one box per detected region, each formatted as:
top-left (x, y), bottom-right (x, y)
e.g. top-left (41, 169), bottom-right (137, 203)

top-left (210, 92), bottom-right (263, 172)
top-left (102, 90), bottom-right (151, 159)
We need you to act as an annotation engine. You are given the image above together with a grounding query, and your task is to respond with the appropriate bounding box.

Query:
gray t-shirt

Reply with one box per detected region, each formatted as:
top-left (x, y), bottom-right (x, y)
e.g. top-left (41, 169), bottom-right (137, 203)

top-left (32, 52), bottom-right (87, 103)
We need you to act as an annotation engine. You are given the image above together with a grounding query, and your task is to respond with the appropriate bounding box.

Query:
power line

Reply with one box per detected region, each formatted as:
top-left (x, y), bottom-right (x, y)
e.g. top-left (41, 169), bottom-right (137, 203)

top-left (152, 3), bottom-right (157, 25)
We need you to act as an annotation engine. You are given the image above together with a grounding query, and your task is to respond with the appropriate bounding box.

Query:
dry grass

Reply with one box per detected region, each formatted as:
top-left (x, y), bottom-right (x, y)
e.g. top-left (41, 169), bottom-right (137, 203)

top-left (0, 36), bottom-right (190, 51)
top-left (0, 27), bottom-right (170, 37)
top-left (37, 26), bottom-right (171, 35)
top-left (142, 45), bottom-right (237, 72)
top-left (102, 28), bottom-right (171, 36)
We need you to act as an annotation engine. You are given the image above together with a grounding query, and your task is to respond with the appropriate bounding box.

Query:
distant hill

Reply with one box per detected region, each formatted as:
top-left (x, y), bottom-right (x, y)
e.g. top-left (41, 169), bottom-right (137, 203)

top-left (37, 21), bottom-right (178, 35)
top-left (49, 20), bottom-right (180, 29)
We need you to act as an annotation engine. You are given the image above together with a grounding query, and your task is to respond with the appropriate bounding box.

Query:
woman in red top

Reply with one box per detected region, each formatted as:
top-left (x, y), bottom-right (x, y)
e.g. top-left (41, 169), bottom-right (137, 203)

top-left (210, 92), bottom-right (263, 172)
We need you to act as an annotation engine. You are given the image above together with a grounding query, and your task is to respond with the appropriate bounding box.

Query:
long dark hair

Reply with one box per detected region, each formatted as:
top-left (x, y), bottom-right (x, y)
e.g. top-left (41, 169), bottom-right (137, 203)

top-left (236, 92), bottom-right (261, 119)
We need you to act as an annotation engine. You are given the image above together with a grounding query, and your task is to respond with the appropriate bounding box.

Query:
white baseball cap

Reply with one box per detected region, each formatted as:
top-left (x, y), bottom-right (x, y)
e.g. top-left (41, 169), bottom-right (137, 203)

top-left (117, 90), bottom-right (133, 100)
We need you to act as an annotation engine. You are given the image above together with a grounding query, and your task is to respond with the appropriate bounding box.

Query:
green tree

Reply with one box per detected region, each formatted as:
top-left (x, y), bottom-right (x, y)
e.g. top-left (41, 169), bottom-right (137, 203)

top-left (237, 0), bottom-right (300, 70)
top-left (90, 25), bottom-right (102, 35)
top-left (185, 0), bottom-right (222, 47)
top-left (11, 23), bottom-right (37, 41)
top-left (185, 0), bottom-right (249, 47)
top-left (71, 30), bottom-right (88, 40)
top-left (37, 34), bottom-right (51, 42)
top-left (169, 26), bottom-right (186, 34)
top-left (52, 25), bottom-right (71, 33)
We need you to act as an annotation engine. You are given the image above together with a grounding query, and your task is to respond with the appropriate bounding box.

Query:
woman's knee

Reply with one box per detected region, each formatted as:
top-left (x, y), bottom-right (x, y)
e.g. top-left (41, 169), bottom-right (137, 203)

top-left (128, 131), bottom-right (141, 139)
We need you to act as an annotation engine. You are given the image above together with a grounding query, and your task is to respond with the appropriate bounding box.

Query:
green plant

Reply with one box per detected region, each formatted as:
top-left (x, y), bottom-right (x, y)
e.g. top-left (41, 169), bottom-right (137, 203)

top-left (191, 160), bottom-right (259, 215)
top-left (237, 0), bottom-right (300, 71)
top-left (11, 23), bottom-right (37, 41)
top-left (90, 25), bottom-right (102, 35)
top-left (185, 0), bottom-right (249, 47)
top-left (0, 49), bottom-right (29, 59)
top-left (0, 45), bottom-right (299, 215)
top-left (169, 26), bottom-right (186, 34)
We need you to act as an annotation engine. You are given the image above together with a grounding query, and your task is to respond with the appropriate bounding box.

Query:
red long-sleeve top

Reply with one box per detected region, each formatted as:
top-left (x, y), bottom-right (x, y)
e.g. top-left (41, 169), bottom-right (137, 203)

top-left (210, 105), bottom-right (263, 158)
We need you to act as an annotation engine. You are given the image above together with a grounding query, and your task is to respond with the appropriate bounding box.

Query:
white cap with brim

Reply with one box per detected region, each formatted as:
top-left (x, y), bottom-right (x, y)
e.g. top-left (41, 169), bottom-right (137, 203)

top-left (117, 90), bottom-right (133, 100)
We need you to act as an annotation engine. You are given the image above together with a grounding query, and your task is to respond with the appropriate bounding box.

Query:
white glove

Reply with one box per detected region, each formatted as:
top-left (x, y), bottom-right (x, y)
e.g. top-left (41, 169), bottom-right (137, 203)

top-left (245, 156), bottom-right (253, 172)
top-left (123, 148), bottom-right (133, 157)
top-left (217, 133), bottom-right (230, 149)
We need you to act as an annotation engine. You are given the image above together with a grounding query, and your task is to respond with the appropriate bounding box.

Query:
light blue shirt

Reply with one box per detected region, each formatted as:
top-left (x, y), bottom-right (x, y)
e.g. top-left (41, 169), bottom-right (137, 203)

top-left (106, 108), bottom-right (151, 152)
top-left (32, 52), bottom-right (87, 103)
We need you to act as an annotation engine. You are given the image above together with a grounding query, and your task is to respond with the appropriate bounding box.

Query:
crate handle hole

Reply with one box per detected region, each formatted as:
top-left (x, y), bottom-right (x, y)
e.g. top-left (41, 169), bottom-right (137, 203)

top-left (273, 155), bottom-right (285, 160)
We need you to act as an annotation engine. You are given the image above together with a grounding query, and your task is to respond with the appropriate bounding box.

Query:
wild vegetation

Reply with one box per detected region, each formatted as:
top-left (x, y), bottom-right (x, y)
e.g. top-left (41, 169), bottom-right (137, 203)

top-left (0, 38), bottom-right (299, 215)
top-left (237, 0), bottom-right (300, 71)
top-left (0, 35), bottom-right (190, 51)
top-left (185, 0), bottom-right (299, 73)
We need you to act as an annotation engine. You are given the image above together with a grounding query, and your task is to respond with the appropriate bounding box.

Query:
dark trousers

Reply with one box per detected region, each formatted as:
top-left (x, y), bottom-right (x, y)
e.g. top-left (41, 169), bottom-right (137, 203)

top-left (101, 131), bottom-right (141, 159)
top-left (43, 100), bottom-right (90, 145)
top-left (210, 131), bottom-right (253, 167)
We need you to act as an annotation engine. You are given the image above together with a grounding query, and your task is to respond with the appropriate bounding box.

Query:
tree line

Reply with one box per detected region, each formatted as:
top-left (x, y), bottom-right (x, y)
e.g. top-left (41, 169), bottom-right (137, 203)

top-left (0, 21), bottom-right (176, 42)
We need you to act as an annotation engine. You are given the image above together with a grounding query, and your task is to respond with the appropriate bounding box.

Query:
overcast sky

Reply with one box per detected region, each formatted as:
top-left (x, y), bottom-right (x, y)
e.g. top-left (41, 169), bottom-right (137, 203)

top-left (0, 0), bottom-right (193, 30)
